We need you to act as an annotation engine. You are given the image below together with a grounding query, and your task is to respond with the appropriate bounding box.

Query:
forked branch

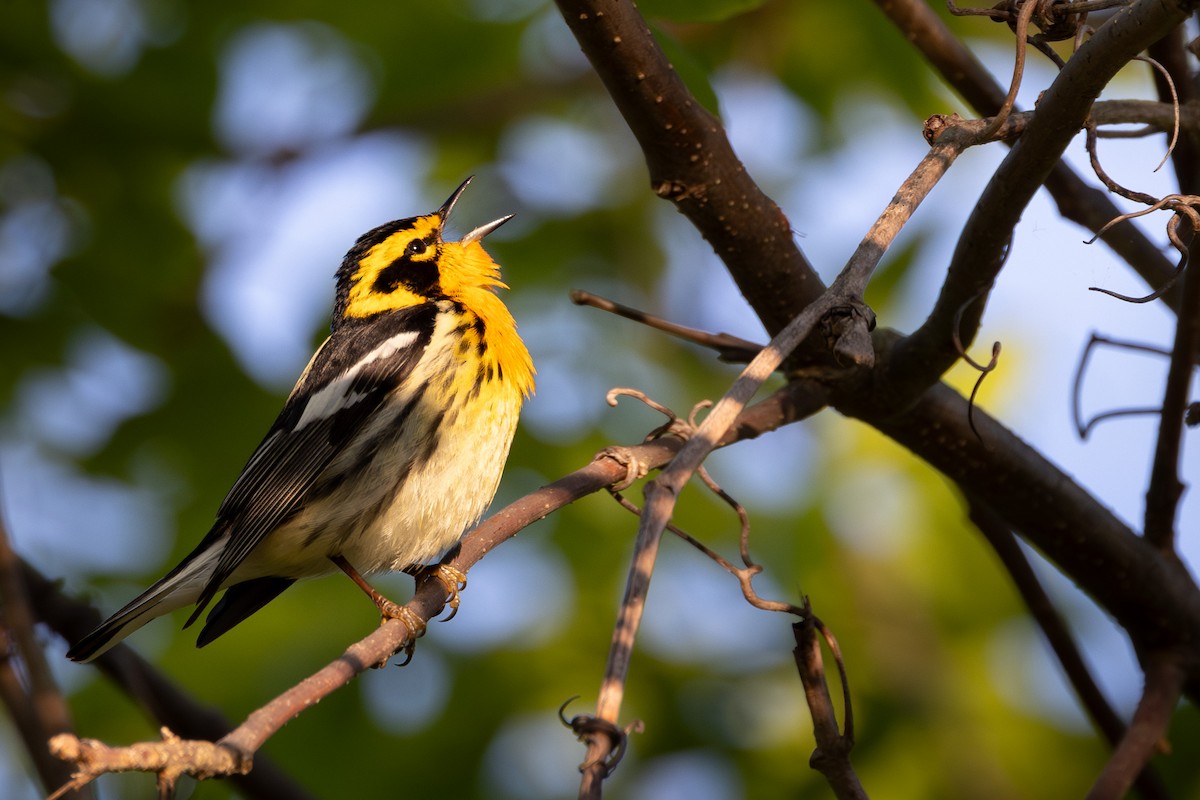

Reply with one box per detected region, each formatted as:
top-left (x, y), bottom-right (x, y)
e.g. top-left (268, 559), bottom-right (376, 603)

top-left (794, 608), bottom-right (865, 800)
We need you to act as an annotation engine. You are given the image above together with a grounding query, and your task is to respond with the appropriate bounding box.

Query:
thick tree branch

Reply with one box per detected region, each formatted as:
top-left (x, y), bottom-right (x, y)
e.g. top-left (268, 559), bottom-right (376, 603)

top-left (553, 0), bottom-right (824, 342)
top-left (843, 334), bottom-right (1200, 695)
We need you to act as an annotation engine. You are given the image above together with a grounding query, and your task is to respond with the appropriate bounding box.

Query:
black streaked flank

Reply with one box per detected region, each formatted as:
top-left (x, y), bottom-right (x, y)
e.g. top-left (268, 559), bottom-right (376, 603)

top-left (308, 394), bottom-right (422, 507)
top-left (468, 373), bottom-right (483, 400)
top-left (418, 412), bottom-right (445, 466)
top-left (189, 307), bottom-right (438, 619)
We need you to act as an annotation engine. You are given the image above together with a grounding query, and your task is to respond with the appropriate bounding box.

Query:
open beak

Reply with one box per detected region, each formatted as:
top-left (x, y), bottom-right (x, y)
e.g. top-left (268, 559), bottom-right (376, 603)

top-left (437, 176), bottom-right (514, 243)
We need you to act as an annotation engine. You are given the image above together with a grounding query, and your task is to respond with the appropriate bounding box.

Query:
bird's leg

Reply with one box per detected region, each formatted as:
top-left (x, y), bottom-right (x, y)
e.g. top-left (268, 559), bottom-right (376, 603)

top-left (404, 564), bottom-right (468, 621)
top-left (330, 555), bottom-right (424, 664)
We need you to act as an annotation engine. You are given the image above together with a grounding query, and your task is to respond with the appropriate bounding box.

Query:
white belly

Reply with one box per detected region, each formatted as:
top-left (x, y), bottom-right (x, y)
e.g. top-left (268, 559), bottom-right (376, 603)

top-left (341, 391), bottom-right (520, 571)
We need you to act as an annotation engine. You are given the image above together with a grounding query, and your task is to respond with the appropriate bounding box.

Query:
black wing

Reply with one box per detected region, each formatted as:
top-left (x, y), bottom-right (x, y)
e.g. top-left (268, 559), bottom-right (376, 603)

top-left (187, 304), bottom-right (438, 619)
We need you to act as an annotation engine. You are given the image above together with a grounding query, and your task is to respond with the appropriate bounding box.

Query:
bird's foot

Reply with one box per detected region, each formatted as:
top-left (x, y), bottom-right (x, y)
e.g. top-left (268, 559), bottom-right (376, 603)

top-left (410, 564), bottom-right (468, 621)
top-left (374, 597), bottom-right (425, 666)
top-left (331, 554), bottom-right (424, 666)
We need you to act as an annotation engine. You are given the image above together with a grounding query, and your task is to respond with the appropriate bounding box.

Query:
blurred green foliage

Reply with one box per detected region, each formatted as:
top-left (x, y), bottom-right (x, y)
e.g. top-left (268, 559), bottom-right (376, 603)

top-left (3, 2), bottom-right (1195, 799)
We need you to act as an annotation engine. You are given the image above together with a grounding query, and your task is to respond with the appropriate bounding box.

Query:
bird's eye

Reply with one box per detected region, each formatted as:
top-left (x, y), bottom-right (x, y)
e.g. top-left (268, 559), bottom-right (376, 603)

top-left (406, 239), bottom-right (428, 256)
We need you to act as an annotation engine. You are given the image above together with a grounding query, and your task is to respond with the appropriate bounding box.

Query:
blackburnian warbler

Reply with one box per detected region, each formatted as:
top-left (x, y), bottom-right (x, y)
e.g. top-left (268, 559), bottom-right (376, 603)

top-left (67, 177), bottom-right (534, 662)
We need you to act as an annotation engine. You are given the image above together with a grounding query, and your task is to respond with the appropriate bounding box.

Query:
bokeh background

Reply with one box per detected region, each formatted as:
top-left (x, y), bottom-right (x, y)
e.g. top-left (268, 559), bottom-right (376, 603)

top-left (3, 1), bottom-right (1199, 798)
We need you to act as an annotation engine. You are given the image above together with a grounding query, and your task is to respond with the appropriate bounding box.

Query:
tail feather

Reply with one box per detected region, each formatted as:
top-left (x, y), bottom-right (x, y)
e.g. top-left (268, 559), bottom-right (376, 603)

top-left (195, 576), bottom-right (295, 648)
top-left (66, 548), bottom-right (218, 663)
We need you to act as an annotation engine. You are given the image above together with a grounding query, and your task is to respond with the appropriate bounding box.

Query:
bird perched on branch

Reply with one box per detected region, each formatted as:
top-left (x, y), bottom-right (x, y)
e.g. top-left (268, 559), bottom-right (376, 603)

top-left (68, 177), bottom-right (534, 662)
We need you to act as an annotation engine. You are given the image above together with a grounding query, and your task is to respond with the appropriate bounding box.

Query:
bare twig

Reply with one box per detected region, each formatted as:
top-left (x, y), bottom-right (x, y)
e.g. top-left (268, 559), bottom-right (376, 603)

top-left (931, 100), bottom-right (1200, 141)
top-left (1144, 222), bottom-right (1200, 550)
top-left (1136, 55), bottom-right (1180, 173)
top-left (966, 497), bottom-right (1172, 800)
top-left (947, 0), bottom-right (1104, 40)
top-left (948, 285), bottom-right (1004, 442)
top-left (793, 608), bottom-right (866, 800)
top-left (976, 0), bottom-right (1039, 142)
top-left (0, 499), bottom-right (86, 798)
top-left (1072, 333), bottom-right (1173, 439)
top-left (608, 483), bottom-right (803, 617)
top-left (1084, 654), bottom-right (1185, 800)
top-left (1085, 194), bottom-right (1196, 305)
top-left (569, 290), bottom-right (761, 363)
top-left (1085, 119), bottom-right (1161, 205)
top-left (1148, 25), bottom-right (1200, 192)
top-left (1089, 210), bottom-right (1191, 303)
top-left (48, 729), bottom-right (246, 800)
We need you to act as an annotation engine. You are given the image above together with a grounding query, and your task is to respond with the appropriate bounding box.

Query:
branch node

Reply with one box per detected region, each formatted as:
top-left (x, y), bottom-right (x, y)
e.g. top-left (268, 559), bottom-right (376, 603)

top-left (923, 112), bottom-right (962, 144)
top-left (560, 699), bottom-right (641, 777)
top-left (821, 299), bottom-right (877, 367)
top-left (48, 728), bottom-right (252, 799)
top-left (598, 446), bottom-right (650, 491)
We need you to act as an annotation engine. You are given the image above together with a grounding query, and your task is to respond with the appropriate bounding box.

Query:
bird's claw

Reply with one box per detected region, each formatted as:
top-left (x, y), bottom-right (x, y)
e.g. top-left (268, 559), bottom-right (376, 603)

top-left (420, 564), bottom-right (467, 620)
top-left (376, 599), bottom-right (425, 667)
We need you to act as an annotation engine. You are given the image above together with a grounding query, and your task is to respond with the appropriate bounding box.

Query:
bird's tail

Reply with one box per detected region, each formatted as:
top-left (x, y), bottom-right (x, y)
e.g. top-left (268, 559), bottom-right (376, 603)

top-left (66, 545), bottom-right (219, 663)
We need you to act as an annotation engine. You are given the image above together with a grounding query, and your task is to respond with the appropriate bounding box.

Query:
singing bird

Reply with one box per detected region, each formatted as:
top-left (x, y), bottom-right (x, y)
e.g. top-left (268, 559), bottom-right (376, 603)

top-left (68, 178), bottom-right (534, 662)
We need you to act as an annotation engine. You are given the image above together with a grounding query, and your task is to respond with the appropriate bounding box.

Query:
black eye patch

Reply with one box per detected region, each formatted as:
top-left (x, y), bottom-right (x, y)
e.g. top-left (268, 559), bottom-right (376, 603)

top-left (372, 250), bottom-right (442, 298)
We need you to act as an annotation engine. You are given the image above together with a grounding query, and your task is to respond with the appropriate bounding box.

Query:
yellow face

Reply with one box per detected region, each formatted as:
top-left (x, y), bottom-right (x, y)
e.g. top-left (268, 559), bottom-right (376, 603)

top-left (341, 215), bottom-right (444, 318)
top-left (329, 182), bottom-right (534, 399)
top-left (337, 214), bottom-right (507, 321)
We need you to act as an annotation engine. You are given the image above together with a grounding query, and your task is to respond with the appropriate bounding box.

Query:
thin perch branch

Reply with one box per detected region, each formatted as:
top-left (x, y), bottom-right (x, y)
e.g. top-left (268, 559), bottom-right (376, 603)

top-left (49, 382), bottom-right (828, 794)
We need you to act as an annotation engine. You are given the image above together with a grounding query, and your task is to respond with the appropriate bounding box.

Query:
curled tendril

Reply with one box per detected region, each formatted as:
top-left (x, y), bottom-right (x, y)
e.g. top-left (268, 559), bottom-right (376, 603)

top-left (559, 698), bottom-right (642, 777)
